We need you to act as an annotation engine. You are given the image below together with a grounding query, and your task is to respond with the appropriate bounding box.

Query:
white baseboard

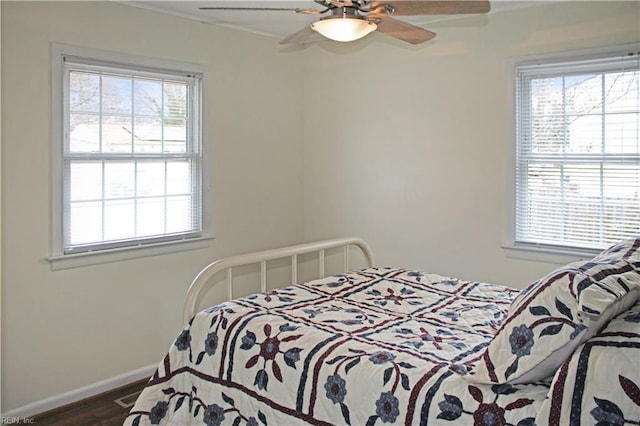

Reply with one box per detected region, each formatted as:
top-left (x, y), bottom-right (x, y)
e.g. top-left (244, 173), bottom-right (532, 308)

top-left (1, 364), bottom-right (156, 419)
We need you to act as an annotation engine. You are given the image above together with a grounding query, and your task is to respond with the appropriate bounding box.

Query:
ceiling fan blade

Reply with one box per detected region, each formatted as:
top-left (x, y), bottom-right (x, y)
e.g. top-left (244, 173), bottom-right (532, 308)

top-left (199, 7), bottom-right (323, 15)
top-left (280, 25), bottom-right (324, 44)
top-left (370, 1), bottom-right (490, 15)
top-left (326, 0), bottom-right (354, 7)
top-left (370, 15), bottom-right (436, 44)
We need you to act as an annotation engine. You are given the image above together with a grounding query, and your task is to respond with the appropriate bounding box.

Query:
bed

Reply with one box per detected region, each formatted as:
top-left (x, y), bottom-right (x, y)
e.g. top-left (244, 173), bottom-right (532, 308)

top-left (126, 237), bottom-right (640, 425)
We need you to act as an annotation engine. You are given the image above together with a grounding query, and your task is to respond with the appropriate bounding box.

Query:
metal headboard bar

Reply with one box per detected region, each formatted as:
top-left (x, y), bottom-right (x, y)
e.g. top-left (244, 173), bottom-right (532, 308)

top-left (182, 237), bottom-right (375, 324)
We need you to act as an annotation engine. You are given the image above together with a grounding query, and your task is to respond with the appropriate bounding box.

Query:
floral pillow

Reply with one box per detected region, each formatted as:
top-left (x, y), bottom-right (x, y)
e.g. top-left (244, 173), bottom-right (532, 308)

top-left (466, 252), bottom-right (640, 385)
top-left (593, 236), bottom-right (640, 263)
top-left (535, 298), bottom-right (640, 424)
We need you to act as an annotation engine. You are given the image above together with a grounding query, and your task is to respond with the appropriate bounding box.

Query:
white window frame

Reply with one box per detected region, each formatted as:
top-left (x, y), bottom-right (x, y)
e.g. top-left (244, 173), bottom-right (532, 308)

top-left (49, 44), bottom-right (212, 270)
top-left (505, 44), bottom-right (640, 263)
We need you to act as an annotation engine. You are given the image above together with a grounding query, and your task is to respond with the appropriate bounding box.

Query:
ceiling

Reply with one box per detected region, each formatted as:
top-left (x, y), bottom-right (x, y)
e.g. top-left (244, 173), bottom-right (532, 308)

top-left (118, 1), bottom-right (545, 42)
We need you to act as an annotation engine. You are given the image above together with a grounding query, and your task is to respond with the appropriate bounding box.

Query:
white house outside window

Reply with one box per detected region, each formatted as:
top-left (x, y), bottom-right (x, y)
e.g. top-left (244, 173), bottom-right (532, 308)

top-left (51, 46), bottom-right (205, 267)
top-left (514, 46), bottom-right (640, 253)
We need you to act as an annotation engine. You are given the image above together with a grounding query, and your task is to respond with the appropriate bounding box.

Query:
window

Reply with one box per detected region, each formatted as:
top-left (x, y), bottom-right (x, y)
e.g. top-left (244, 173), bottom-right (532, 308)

top-left (52, 46), bottom-right (205, 265)
top-left (514, 46), bottom-right (640, 253)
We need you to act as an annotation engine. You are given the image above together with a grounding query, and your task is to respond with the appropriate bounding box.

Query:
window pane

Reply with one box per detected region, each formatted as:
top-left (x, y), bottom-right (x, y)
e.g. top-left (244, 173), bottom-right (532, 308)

top-left (566, 115), bottom-right (602, 153)
top-left (603, 175), bottom-right (640, 230)
top-left (134, 78), bottom-right (163, 117)
top-left (565, 74), bottom-right (603, 115)
top-left (69, 113), bottom-right (100, 152)
top-left (70, 71), bottom-right (100, 113)
top-left (603, 164), bottom-right (640, 200)
top-left (137, 197), bottom-right (166, 237)
top-left (166, 160), bottom-right (191, 195)
top-left (70, 162), bottom-right (102, 201)
top-left (532, 116), bottom-right (566, 153)
top-left (104, 199), bottom-right (135, 240)
top-left (166, 195), bottom-right (192, 233)
top-left (164, 81), bottom-right (188, 153)
top-left (531, 77), bottom-right (564, 116)
top-left (69, 201), bottom-right (102, 245)
top-left (523, 162), bottom-right (562, 198)
top-left (164, 82), bottom-right (187, 119)
top-left (133, 117), bottom-right (163, 153)
top-left (132, 117), bottom-right (163, 153)
top-left (137, 162), bottom-right (165, 197)
top-left (102, 75), bottom-right (132, 115)
top-left (104, 162), bottom-right (135, 199)
top-left (164, 119), bottom-right (187, 153)
top-left (102, 115), bottom-right (132, 152)
top-left (604, 113), bottom-right (640, 153)
top-left (603, 204), bottom-right (640, 242)
top-left (605, 71), bottom-right (639, 113)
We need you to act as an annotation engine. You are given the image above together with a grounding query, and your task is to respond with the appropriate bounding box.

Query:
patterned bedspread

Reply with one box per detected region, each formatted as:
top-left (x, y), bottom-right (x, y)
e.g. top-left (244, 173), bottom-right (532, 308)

top-left (126, 267), bottom-right (554, 425)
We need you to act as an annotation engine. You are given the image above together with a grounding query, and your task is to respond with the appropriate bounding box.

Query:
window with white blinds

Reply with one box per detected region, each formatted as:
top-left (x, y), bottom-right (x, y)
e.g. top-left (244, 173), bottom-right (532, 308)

top-left (58, 54), bottom-right (203, 255)
top-left (514, 46), bottom-right (640, 252)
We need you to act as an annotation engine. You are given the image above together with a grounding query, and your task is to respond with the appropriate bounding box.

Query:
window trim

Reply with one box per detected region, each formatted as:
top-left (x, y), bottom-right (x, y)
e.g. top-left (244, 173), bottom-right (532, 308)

top-left (505, 43), bottom-right (640, 263)
top-left (50, 44), bottom-right (212, 270)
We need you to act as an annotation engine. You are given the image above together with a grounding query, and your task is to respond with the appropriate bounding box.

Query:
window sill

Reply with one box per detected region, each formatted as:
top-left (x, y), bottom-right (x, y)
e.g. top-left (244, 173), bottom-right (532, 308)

top-left (502, 243), bottom-right (600, 265)
top-left (48, 236), bottom-right (215, 271)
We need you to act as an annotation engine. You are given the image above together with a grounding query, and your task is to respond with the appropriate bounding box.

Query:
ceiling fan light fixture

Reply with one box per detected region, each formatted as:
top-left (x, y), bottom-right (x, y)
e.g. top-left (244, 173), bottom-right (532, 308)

top-left (311, 16), bottom-right (377, 42)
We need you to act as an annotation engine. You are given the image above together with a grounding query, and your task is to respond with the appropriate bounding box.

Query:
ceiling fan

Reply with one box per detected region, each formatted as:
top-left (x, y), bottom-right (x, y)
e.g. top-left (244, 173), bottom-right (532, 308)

top-left (200, 0), bottom-right (490, 45)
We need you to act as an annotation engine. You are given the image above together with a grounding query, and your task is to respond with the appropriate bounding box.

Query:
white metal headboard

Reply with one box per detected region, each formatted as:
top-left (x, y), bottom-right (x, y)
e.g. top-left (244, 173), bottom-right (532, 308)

top-left (183, 237), bottom-right (375, 324)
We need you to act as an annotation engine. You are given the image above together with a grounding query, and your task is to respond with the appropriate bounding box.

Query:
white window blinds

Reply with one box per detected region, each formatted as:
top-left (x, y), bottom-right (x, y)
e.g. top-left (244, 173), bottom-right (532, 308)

top-left (515, 47), bottom-right (640, 252)
top-left (62, 57), bottom-right (203, 254)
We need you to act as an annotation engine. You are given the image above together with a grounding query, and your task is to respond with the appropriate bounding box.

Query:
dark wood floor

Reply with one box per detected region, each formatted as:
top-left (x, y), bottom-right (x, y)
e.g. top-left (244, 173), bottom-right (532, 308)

top-left (33, 379), bottom-right (147, 425)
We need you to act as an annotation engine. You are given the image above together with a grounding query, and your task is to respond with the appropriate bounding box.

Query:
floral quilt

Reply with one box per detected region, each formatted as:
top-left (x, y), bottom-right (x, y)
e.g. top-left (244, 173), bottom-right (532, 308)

top-left (125, 268), bottom-right (556, 425)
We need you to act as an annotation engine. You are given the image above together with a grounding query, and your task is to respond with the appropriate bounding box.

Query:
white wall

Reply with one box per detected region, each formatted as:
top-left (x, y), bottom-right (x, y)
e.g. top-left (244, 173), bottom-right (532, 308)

top-left (1, 1), bottom-right (304, 412)
top-left (301, 1), bottom-right (640, 286)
